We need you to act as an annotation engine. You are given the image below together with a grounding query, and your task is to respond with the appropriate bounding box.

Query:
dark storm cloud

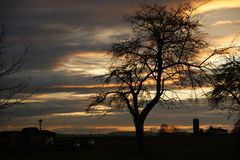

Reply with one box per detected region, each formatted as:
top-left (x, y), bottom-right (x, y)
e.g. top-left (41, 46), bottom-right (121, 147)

top-left (11, 70), bottom-right (100, 94)
top-left (2, 99), bottom-right (89, 118)
top-left (0, 0), bottom-right (185, 90)
top-left (0, 0), bottom-right (178, 70)
top-left (0, 0), bottom-right (166, 94)
top-left (0, 0), bottom-right (133, 70)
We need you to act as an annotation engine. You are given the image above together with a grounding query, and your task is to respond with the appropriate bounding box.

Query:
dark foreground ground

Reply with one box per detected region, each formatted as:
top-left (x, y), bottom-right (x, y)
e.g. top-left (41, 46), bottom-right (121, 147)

top-left (2, 135), bottom-right (239, 160)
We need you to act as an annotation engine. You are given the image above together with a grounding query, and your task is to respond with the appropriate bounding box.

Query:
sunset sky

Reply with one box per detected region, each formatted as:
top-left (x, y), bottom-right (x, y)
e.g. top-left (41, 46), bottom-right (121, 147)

top-left (0, 0), bottom-right (240, 134)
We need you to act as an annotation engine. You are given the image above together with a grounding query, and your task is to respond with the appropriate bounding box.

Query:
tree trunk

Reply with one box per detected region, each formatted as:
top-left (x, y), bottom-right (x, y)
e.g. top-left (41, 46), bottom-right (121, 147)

top-left (238, 128), bottom-right (240, 147)
top-left (134, 119), bottom-right (145, 153)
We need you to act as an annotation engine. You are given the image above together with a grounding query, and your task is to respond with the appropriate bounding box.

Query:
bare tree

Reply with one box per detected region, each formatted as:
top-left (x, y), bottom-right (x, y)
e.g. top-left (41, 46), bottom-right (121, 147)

top-left (0, 23), bottom-right (32, 112)
top-left (88, 2), bottom-right (211, 152)
top-left (207, 54), bottom-right (240, 117)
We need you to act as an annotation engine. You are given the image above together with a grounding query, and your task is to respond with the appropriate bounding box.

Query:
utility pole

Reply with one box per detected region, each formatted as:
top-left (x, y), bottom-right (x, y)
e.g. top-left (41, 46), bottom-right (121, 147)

top-left (38, 119), bottom-right (43, 131)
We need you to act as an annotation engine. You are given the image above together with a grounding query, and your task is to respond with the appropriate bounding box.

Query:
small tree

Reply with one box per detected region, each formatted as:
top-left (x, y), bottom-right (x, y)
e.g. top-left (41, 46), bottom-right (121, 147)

top-left (0, 23), bottom-right (32, 112)
top-left (89, 2), bottom-right (210, 152)
top-left (207, 55), bottom-right (240, 117)
top-left (159, 124), bottom-right (168, 133)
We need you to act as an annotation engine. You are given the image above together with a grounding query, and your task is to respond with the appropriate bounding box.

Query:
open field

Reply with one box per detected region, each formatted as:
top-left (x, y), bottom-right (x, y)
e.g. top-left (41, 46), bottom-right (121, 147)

top-left (2, 135), bottom-right (239, 160)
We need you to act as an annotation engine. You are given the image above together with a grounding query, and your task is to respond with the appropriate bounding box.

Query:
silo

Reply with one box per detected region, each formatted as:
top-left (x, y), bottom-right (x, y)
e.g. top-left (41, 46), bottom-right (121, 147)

top-left (193, 118), bottom-right (199, 135)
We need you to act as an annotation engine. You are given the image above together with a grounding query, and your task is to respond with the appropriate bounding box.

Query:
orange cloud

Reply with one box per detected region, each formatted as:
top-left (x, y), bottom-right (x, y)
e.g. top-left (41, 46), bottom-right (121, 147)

top-left (210, 34), bottom-right (240, 47)
top-left (54, 51), bottom-right (110, 76)
top-left (212, 20), bottom-right (240, 26)
top-left (195, 0), bottom-right (240, 13)
top-left (52, 111), bottom-right (115, 117)
top-left (34, 92), bottom-right (95, 100)
top-left (52, 84), bottom-right (120, 89)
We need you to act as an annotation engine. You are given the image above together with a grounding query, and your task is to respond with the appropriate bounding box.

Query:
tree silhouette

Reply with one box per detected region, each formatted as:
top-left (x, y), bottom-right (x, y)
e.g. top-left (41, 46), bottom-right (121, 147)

top-left (0, 23), bottom-right (32, 112)
top-left (207, 55), bottom-right (240, 117)
top-left (89, 2), bottom-right (211, 152)
top-left (232, 119), bottom-right (240, 134)
top-left (159, 124), bottom-right (169, 133)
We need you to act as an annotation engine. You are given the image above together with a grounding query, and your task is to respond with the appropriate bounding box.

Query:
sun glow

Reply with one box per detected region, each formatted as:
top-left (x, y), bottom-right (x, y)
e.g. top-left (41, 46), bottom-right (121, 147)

top-left (54, 51), bottom-right (110, 76)
top-left (196, 0), bottom-right (240, 13)
top-left (35, 92), bottom-right (95, 100)
top-left (52, 111), bottom-right (103, 117)
top-left (52, 105), bottom-right (115, 117)
top-left (52, 84), bottom-right (120, 89)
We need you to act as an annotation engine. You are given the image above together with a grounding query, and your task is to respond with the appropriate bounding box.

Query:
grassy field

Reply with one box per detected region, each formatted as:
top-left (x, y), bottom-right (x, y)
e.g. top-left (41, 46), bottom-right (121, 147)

top-left (2, 135), bottom-right (239, 160)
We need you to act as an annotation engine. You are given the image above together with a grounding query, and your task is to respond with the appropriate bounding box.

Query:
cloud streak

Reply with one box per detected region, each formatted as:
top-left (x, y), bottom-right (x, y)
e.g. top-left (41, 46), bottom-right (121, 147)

top-left (212, 20), bottom-right (240, 26)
